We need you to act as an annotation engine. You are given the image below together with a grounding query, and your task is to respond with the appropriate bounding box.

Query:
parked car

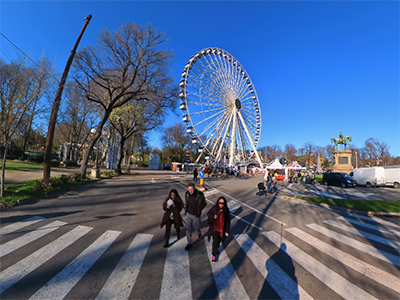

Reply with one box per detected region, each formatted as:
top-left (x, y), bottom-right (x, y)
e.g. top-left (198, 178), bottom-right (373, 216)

top-left (349, 167), bottom-right (385, 188)
top-left (322, 172), bottom-right (356, 188)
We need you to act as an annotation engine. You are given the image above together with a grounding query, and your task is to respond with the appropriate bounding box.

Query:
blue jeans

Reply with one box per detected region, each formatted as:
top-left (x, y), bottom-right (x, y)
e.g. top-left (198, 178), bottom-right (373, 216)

top-left (267, 181), bottom-right (271, 193)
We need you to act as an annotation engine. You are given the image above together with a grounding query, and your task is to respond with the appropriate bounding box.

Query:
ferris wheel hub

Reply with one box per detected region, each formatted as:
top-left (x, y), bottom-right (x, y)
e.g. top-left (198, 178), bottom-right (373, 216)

top-left (235, 99), bottom-right (241, 110)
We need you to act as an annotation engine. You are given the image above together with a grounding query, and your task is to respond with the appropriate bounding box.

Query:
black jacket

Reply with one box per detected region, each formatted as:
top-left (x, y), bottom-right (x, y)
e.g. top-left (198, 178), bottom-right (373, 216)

top-left (185, 190), bottom-right (207, 218)
top-left (160, 200), bottom-right (184, 228)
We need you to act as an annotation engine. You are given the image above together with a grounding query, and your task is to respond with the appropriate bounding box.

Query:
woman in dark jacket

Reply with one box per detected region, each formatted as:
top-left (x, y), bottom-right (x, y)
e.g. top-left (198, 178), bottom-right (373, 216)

top-left (207, 196), bottom-right (231, 262)
top-left (160, 189), bottom-right (184, 248)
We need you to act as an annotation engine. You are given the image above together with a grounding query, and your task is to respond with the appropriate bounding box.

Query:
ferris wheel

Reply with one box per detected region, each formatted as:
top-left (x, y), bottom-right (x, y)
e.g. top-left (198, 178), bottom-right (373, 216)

top-left (179, 47), bottom-right (263, 167)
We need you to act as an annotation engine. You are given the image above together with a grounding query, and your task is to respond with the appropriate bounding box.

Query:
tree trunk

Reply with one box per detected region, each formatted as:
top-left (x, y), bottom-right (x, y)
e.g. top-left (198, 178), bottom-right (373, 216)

top-left (1, 145), bottom-right (8, 196)
top-left (127, 136), bottom-right (135, 172)
top-left (79, 113), bottom-right (108, 179)
top-left (116, 137), bottom-right (125, 173)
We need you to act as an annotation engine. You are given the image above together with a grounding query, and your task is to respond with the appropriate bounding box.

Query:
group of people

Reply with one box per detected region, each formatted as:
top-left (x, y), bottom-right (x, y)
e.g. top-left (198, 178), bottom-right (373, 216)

top-left (160, 182), bottom-right (230, 263)
top-left (263, 170), bottom-right (278, 194)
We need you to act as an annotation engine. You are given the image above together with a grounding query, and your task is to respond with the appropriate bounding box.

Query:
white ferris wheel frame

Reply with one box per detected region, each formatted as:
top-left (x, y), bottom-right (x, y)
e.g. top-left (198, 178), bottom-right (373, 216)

top-left (179, 47), bottom-right (263, 168)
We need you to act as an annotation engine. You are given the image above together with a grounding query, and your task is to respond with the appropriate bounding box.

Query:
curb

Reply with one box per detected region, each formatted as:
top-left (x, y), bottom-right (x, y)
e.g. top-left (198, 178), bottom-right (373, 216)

top-left (278, 193), bottom-right (400, 217)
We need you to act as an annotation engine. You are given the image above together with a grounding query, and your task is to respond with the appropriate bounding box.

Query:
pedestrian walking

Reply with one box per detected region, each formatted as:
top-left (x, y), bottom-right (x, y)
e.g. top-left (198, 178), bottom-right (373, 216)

top-left (160, 189), bottom-right (184, 248)
top-left (266, 172), bottom-right (273, 194)
top-left (272, 171), bottom-right (278, 193)
top-left (193, 168), bottom-right (198, 183)
top-left (184, 182), bottom-right (207, 250)
top-left (207, 196), bottom-right (231, 262)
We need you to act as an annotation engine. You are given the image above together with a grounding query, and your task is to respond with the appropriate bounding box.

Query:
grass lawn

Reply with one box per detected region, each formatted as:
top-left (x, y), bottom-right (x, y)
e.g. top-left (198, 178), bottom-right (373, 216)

top-left (0, 176), bottom-right (91, 209)
top-left (287, 195), bottom-right (400, 213)
top-left (3, 160), bottom-right (44, 172)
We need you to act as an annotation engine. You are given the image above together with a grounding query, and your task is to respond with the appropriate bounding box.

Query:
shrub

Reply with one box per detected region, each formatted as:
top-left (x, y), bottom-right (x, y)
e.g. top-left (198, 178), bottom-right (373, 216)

top-left (68, 172), bottom-right (82, 182)
top-left (64, 160), bottom-right (77, 167)
top-left (27, 155), bottom-right (44, 163)
top-left (51, 160), bottom-right (61, 167)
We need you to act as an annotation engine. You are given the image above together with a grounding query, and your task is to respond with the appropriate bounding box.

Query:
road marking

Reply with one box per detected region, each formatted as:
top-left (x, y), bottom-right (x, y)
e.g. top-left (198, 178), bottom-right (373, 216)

top-left (96, 233), bottom-right (153, 300)
top-left (306, 223), bottom-right (400, 267)
top-left (160, 237), bottom-right (192, 300)
top-left (29, 230), bottom-right (121, 300)
top-left (227, 200), bottom-right (241, 213)
top-left (206, 186), bottom-right (286, 226)
top-left (205, 238), bottom-right (250, 300)
top-left (337, 217), bottom-right (400, 238)
top-left (0, 216), bottom-right (44, 236)
top-left (0, 225), bottom-right (92, 294)
top-left (345, 214), bottom-right (400, 230)
top-left (234, 234), bottom-right (313, 300)
top-left (344, 214), bottom-right (400, 228)
top-left (287, 227), bottom-right (400, 294)
top-left (0, 220), bottom-right (67, 258)
top-left (263, 231), bottom-right (379, 300)
top-left (204, 189), bottom-right (220, 197)
top-left (323, 220), bottom-right (400, 250)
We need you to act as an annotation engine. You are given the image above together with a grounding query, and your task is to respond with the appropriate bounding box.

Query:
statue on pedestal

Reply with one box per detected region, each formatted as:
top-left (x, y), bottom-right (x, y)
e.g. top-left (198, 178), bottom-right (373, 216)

top-left (331, 132), bottom-right (352, 150)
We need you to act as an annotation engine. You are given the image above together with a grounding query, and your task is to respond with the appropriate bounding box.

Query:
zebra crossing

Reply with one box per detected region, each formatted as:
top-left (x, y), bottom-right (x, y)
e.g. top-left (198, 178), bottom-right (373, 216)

top-left (0, 213), bottom-right (399, 299)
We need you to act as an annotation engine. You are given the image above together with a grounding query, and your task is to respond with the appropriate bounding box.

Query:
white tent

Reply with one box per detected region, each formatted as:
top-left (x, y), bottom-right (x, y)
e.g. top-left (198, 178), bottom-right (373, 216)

top-left (265, 158), bottom-right (283, 169)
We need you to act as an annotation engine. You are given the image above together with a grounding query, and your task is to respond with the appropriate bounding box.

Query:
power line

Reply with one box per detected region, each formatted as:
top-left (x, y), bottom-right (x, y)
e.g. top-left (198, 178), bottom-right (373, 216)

top-left (0, 31), bottom-right (40, 68)
top-left (0, 31), bottom-right (60, 83)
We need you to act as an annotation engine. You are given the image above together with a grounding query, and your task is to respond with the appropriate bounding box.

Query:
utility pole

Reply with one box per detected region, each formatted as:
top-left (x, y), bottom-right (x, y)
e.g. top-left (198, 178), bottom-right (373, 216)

top-left (43, 15), bottom-right (92, 180)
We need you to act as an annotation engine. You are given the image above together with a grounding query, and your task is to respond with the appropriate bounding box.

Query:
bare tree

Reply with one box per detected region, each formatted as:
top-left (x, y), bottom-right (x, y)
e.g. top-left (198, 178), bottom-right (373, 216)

top-left (161, 123), bottom-right (191, 163)
top-left (56, 81), bottom-right (99, 161)
top-left (283, 143), bottom-right (297, 164)
top-left (259, 145), bottom-right (282, 163)
top-left (73, 22), bottom-right (177, 178)
top-left (360, 137), bottom-right (391, 166)
top-left (0, 60), bottom-right (43, 195)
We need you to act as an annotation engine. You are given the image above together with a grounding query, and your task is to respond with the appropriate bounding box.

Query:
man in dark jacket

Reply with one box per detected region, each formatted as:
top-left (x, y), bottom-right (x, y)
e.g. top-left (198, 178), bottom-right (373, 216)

top-left (184, 182), bottom-right (207, 250)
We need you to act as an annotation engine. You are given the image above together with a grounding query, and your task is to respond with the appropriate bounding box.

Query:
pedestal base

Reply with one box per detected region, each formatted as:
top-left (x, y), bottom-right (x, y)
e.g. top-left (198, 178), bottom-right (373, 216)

top-left (332, 150), bottom-right (353, 174)
top-left (91, 168), bottom-right (100, 178)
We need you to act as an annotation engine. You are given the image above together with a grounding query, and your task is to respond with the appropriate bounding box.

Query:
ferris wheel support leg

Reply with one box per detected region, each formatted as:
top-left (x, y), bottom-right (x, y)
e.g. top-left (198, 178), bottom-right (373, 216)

top-left (229, 110), bottom-right (237, 167)
top-left (215, 112), bottom-right (234, 165)
top-left (237, 111), bottom-right (263, 167)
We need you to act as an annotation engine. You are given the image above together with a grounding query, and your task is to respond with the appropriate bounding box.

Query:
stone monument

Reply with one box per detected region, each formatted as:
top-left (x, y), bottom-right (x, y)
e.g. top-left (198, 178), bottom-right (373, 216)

top-left (331, 132), bottom-right (353, 174)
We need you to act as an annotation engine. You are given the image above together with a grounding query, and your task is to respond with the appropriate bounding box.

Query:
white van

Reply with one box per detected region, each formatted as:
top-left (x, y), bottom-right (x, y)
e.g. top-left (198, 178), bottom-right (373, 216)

top-left (349, 167), bottom-right (385, 188)
top-left (383, 166), bottom-right (400, 189)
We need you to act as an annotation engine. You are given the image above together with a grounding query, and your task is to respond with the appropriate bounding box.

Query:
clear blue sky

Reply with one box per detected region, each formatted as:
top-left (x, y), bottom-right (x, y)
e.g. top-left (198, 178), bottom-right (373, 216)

top-left (1, 1), bottom-right (399, 156)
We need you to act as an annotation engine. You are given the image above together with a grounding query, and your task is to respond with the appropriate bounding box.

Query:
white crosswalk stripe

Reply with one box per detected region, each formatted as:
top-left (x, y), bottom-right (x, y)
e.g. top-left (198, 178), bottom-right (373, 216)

top-left (337, 216), bottom-right (400, 238)
top-left (29, 230), bottom-right (121, 300)
top-left (0, 225), bottom-right (92, 294)
top-left (0, 220), bottom-right (67, 258)
top-left (286, 227), bottom-right (400, 293)
top-left (160, 237), bottom-right (192, 300)
top-left (0, 216), bottom-right (44, 236)
top-left (96, 233), bottom-right (152, 300)
top-left (262, 231), bottom-right (379, 300)
top-left (205, 237), bottom-right (250, 300)
top-left (234, 234), bottom-right (313, 300)
top-left (323, 220), bottom-right (400, 250)
top-left (306, 223), bottom-right (400, 267)
top-left (0, 215), bottom-right (399, 300)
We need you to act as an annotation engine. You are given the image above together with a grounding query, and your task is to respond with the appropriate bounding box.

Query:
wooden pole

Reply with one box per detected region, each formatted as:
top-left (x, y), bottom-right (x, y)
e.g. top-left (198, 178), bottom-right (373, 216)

top-left (43, 14), bottom-right (92, 180)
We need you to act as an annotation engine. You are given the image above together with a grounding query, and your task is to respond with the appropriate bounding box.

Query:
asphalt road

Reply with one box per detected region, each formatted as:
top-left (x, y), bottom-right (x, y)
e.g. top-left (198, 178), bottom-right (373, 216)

top-left (1, 170), bottom-right (399, 300)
